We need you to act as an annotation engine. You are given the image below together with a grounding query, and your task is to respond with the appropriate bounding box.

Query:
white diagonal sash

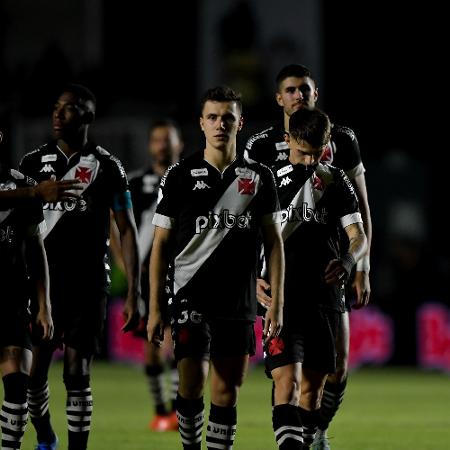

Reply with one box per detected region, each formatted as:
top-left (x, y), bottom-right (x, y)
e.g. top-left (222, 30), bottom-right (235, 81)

top-left (137, 201), bottom-right (157, 262)
top-left (43, 156), bottom-right (100, 239)
top-left (173, 172), bottom-right (261, 295)
top-left (0, 209), bottom-right (12, 225)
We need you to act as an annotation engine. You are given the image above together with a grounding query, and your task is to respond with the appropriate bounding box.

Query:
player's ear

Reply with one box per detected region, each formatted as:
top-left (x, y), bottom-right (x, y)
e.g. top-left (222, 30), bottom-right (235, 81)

top-left (283, 132), bottom-right (290, 144)
top-left (238, 116), bottom-right (244, 131)
top-left (199, 117), bottom-right (205, 131)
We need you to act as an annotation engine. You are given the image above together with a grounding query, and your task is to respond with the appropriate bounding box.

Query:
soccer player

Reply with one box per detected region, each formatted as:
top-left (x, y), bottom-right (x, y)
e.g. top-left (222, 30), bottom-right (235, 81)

top-left (0, 161), bottom-right (53, 450)
top-left (0, 131), bottom-right (81, 207)
top-left (114, 118), bottom-right (184, 431)
top-left (265, 108), bottom-right (367, 449)
top-left (246, 63), bottom-right (372, 450)
top-left (19, 84), bottom-right (141, 450)
top-left (147, 86), bottom-right (284, 450)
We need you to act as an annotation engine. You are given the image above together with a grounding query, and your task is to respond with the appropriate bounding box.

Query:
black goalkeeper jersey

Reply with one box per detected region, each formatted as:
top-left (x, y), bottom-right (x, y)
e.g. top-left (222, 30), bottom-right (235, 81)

top-left (245, 121), bottom-right (365, 180)
top-left (153, 150), bottom-right (281, 322)
top-left (0, 166), bottom-right (44, 304)
top-left (19, 141), bottom-right (130, 293)
top-left (272, 161), bottom-right (362, 315)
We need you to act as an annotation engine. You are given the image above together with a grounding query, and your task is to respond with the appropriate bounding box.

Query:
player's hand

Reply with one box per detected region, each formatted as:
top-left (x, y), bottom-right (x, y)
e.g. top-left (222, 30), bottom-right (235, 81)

top-left (147, 313), bottom-right (165, 347)
top-left (263, 305), bottom-right (283, 340)
top-left (34, 175), bottom-right (82, 202)
top-left (324, 258), bottom-right (348, 285)
top-left (256, 278), bottom-right (272, 309)
top-left (121, 296), bottom-right (140, 332)
top-left (352, 270), bottom-right (371, 309)
top-left (35, 308), bottom-right (54, 341)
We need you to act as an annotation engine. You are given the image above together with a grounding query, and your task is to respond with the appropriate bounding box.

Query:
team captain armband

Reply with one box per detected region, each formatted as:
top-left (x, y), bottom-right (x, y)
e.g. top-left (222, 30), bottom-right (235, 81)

top-left (356, 254), bottom-right (370, 272)
top-left (112, 190), bottom-right (133, 211)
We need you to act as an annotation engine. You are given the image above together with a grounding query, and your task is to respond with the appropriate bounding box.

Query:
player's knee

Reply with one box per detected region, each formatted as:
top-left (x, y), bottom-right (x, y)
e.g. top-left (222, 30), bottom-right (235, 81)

top-left (300, 390), bottom-right (321, 410)
top-left (63, 374), bottom-right (90, 391)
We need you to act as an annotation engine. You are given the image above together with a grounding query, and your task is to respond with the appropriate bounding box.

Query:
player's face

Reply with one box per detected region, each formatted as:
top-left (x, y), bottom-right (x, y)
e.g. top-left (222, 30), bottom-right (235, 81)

top-left (200, 101), bottom-right (243, 150)
top-left (276, 76), bottom-right (318, 116)
top-left (287, 136), bottom-right (325, 167)
top-left (52, 92), bottom-right (93, 140)
top-left (148, 125), bottom-right (182, 166)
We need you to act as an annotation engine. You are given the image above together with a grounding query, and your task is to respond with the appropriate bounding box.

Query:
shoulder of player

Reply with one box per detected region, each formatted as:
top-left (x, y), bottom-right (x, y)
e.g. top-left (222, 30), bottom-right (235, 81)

top-left (1, 168), bottom-right (36, 188)
top-left (331, 123), bottom-right (358, 143)
top-left (19, 142), bottom-right (54, 165)
top-left (245, 125), bottom-right (276, 149)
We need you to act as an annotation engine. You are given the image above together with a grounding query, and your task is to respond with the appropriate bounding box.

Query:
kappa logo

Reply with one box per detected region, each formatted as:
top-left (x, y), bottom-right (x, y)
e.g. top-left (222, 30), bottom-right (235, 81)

top-left (279, 176), bottom-right (292, 187)
top-left (193, 180), bottom-right (210, 190)
top-left (275, 152), bottom-right (289, 162)
top-left (40, 164), bottom-right (55, 173)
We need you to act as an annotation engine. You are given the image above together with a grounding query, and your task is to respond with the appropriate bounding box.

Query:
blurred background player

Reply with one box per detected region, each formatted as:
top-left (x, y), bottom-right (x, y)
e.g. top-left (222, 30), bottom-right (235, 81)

top-left (110, 118), bottom-right (184, 431)
top-left (19, 84), bottom-right (140, 450)
top-left (246, 63), bottom-right (372, 450)
top-left (0, 129), bottom-right (53, 450)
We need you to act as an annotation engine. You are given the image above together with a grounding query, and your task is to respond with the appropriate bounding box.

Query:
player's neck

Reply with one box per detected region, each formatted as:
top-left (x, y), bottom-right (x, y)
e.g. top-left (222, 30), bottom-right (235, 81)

top-left (283, 112), bottom-right (290, 134)
top-left (204, 144), bottom-right (236, 172)
top-left (57, 137), bottom-right (88, 158)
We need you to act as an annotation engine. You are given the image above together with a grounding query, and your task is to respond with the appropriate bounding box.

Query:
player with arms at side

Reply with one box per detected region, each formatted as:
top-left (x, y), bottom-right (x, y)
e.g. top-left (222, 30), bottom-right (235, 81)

top-left (147, 86), bottom-right (284, 450)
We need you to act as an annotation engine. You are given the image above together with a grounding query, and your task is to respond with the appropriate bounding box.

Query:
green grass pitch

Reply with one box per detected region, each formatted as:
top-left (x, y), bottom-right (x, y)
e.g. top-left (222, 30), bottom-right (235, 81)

top-left (4, 361), bottom-right (449, 449)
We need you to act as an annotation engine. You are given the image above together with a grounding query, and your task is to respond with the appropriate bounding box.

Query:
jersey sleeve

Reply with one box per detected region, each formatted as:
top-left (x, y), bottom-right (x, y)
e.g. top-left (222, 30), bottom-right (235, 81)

top-left (108, 155), bottom-right (132, 211)
top-left (259, 165), bottom-right (281, 225)
top-left (334, 169), bottom-right (363, 228)
top-left (152, 163), bottom-right (180, 229)
top-left (332, 126), bottom-right (365, 180)
top-left (245, 129), bottom-right (274, 166)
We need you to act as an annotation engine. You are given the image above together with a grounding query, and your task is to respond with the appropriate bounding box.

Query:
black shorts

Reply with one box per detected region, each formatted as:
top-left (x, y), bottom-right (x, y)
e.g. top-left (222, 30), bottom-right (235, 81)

top-left (0, 304), bottom-right (32, 350)
top-left (171, 309), bottom-right (255, 362)
top-left (264, 308), bottom-right (341, 375)
top-left (31, 289), bottom-right (107, 355)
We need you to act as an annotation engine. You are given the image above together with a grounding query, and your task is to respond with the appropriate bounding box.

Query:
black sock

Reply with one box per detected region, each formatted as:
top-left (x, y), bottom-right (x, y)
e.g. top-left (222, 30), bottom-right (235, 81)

top-left (298, 407), bottom-right (319, 447)
top-left (206, 403), bottom-right (237, 450)
top-left (27, 380), bottom-right (55, 444)
top-left (272, 404), bottom-right (303, 449)
top-left (145, 364), bottom-right (168, 416)
top-left (2, 373), bottom-right (29, 450)
top-left (317, 378), bottom-right (347, 431)
top-left (176, 394), bottom-right (204, 450)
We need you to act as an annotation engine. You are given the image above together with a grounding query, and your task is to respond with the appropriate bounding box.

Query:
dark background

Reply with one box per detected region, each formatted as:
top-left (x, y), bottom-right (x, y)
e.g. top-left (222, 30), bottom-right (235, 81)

top-left (0, 0), bottom-right (447, 365)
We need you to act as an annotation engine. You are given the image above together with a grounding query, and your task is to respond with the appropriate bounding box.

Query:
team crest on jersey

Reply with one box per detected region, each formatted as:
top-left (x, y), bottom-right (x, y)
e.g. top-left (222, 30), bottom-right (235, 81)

top-left (41, 154), bottom-right (57, 163)
top-left (238, 178), bottom-right (255, 195)
top-left (313, 174), bottom-right (324, 191)
top-left (40, 164), bottom-right (55, 173)
top-left (277, 165), bottom-right (293, 178)
top-left (275, 152), bottom-right (289, 162)
top-left (75, 166), bottom-right (93, 184)
top-left (193, 180), bottom-right (210, 190)
top-left (279, 176), bottom-right (292, 187)
top-left (190, 168), bottom-right (208, 177)
top-left (268, 337), bottom-right (285, 356)
top-left (321, 144), bottom-right (333, 163)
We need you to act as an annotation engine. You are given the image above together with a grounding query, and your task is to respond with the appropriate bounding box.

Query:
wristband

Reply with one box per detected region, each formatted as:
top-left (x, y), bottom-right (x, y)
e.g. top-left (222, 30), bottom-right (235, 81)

top-left (356, 254), bottom-right (370, 273)
top-left (340, 253), bottom-right (356, 276)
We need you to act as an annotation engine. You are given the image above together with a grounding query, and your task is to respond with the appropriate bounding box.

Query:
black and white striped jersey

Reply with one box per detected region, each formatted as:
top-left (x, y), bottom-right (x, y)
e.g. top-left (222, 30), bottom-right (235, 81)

top-left (245, 121), bottom-right (365, 180)
top-left (0, 166), bottom-right (44, 304)
top-left (19, 141), bottom-right (130, 293)
top-left (272, 161), bottom-right (362, 314)
top-left (153, 151), bottom-right (281, 321)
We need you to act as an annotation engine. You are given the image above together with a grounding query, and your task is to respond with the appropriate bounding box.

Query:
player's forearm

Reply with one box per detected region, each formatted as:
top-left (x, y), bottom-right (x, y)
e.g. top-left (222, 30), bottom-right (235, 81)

top-left (267, 233), bottom-right (285, 312)
top-left (347, 230), bottom-right (367, 266)
top-left (149, 240), bottom-right (170, 317)
top-left (120, 227), bottom-right (141, 300)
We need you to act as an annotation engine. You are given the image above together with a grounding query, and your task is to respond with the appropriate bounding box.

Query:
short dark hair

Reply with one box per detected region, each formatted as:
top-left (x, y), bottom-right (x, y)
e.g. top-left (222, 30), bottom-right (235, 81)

top-left (289, 108), bottom-right (331, 149)
top-left (275, 64), bottom-right (314, 90)
top-left (199, 85), bottom-right (242, 115)
top-left (59, 83), bottom-right (97, 108)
